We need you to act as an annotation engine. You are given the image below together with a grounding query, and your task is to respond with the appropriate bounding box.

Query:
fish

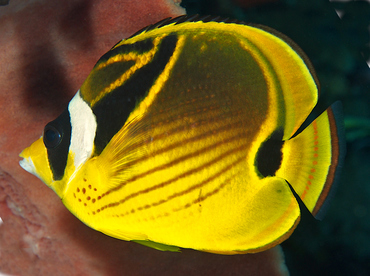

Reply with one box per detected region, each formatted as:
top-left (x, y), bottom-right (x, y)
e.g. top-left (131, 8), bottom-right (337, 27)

top-left (19, 15), bottom-right (345, 254)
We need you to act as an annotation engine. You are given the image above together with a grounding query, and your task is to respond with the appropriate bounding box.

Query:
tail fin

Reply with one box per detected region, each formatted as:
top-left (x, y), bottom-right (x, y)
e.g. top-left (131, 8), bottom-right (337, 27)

top-left (276, 101), bottom-right (346, 220)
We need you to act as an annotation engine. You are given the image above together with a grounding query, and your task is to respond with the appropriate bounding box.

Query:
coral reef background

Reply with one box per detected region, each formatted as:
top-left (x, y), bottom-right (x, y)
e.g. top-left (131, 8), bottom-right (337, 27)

top-left (0, 0), bottom-right (369, 275)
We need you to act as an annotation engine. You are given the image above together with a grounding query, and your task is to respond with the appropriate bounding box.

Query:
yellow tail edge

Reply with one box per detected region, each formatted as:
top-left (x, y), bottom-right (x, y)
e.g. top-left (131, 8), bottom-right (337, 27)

top-left (277, 101), bottom-right (346, 220)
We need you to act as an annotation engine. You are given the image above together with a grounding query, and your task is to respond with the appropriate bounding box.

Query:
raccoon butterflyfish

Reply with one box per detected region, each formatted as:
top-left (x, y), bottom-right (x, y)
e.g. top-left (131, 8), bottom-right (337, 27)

top-left (19, 15), bottom-right (345, 254)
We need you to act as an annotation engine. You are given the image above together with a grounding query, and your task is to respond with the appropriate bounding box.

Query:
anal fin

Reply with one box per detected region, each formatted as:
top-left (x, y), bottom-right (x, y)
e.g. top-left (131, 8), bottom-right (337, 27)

top-left (98, 226), bottom-right (181, 252)
top-left (133, 240), bottom-right (181, 252)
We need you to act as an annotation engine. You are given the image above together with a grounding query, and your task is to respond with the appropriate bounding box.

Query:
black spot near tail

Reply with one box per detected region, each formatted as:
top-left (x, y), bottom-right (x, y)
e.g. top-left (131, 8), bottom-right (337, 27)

top-left (255, 130), bottom-right (284, 177)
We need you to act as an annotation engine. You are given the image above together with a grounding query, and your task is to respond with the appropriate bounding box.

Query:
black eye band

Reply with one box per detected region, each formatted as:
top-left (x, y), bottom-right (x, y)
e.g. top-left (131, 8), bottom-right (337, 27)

top-left (43, 124), bottom-right (63, 149)
top-left (43, 108), bottom-right (72, 180)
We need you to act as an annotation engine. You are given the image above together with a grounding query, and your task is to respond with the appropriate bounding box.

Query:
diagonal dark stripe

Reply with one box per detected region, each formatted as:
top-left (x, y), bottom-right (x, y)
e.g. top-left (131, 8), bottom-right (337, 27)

top-left (92, 35), bottom-right (178, 154)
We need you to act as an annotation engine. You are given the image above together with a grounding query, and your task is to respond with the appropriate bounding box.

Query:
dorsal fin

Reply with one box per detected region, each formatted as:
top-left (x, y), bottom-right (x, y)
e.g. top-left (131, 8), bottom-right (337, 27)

top-left (127, 15), bottom-right (245, 40)
top-left (248, 23), bottom-right (320, 94)
top-left (125, 15), bottom-right (319, 96)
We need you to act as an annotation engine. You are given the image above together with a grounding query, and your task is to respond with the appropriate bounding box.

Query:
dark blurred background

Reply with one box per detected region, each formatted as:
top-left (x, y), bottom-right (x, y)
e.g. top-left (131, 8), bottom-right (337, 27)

top-left (180, 0), bottom-right (370, 275)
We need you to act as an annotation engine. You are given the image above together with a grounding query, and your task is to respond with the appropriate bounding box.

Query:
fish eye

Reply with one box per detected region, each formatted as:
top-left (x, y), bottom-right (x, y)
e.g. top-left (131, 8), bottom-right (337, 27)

top-left (43, 124), bottom-right (62, 149)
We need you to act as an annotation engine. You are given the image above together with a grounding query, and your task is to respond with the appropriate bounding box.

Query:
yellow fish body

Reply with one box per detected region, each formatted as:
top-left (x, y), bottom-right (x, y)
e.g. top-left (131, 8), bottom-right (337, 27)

top-left (20, 15), bottom-right (345, 254)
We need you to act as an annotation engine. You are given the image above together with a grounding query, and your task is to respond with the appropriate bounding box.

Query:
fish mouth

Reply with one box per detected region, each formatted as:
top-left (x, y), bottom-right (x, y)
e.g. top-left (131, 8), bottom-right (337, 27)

top-left (19, 154), bottom-right (50, 185)
top-left (19, 155), bottom-right (38, 177)
top-left (18, 137), bottom-right (55, 186)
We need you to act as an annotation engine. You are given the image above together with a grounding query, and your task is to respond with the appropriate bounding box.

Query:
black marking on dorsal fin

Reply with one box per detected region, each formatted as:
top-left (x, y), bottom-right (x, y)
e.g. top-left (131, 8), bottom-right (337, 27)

top-left (127, 17), bottom-right (173, 39)
top-left (190, 15), bottom-right (218, 23)
top-left (223, 18), bottom-right (240, 24)
top-left (110, 15), bottom-right (245, 56)
top-left (127, 15), bottom-right (246, 40)
top-left (174, 14), bottom-right (200, 25)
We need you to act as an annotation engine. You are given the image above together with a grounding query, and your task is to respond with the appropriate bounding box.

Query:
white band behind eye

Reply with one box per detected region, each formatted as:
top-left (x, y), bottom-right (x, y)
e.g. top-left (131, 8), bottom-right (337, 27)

top-left (68, 90), bottom-right (97, 170)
